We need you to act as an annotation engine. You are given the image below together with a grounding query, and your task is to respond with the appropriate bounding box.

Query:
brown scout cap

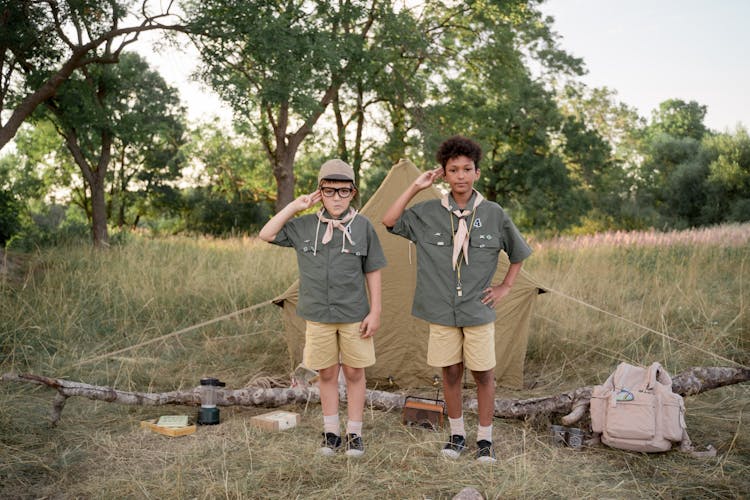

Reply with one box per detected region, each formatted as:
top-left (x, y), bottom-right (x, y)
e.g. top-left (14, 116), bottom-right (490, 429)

top-left (318, 159), bottom-right (355, 184)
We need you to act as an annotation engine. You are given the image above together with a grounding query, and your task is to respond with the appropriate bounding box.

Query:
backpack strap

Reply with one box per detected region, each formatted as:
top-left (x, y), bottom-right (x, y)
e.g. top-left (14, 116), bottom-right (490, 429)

top-left (640, 361), bottom-right (665, 392)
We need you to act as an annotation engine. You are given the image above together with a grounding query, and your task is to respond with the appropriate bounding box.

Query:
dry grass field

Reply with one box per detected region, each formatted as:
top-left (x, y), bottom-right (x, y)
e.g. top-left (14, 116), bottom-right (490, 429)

top-left (1, 225), bottom-right (748, 499)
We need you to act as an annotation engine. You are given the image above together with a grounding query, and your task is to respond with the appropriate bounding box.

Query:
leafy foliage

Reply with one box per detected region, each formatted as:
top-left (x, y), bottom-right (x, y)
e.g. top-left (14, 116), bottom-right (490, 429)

top-left (39, 51), bottom-right (187, 244)
top-left (0, 0), bottom-right (183, 150)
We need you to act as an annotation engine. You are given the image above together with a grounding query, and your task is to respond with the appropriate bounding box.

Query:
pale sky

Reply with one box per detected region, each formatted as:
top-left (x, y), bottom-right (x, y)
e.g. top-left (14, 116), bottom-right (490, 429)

top-left (540, 0), bottom-right (750, 132)
top-left (134, 0), bottom-right (750, 133)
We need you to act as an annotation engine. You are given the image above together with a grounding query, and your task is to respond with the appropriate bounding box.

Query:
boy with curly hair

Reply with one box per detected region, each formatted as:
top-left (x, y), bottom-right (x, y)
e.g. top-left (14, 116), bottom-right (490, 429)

top-left (382, 136), bottom-right (531, 462)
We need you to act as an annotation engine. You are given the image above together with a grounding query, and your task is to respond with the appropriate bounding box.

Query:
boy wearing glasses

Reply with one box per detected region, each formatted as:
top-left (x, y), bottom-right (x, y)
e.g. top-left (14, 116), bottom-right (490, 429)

top-left (259, 159), bottom-right (386, 457)
top-left (382, 136), bottom-right (531, 462)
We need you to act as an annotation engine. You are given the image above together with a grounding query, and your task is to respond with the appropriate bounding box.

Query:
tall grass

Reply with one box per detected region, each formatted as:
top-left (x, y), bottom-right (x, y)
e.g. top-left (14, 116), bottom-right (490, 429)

top-left (1, 228), bottom-right (748, 499)
top-left (524, 241), bottom-right (749, 389)
top-left (0, 236), bottom-right (298, 389)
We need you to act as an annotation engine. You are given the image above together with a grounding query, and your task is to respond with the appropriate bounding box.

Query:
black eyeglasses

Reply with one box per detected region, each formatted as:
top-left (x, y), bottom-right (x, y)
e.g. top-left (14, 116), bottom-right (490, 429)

top-left (320, 187), bottom-right (354, 198)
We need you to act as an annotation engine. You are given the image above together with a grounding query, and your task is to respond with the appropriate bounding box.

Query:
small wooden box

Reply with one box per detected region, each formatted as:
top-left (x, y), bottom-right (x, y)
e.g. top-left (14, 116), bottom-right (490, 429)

top-left (402, 396), bottom-right (445, 430)
top-left (140, 419), bottom-right (197, 437)
top-left (250, 410), bottom-right (301, 431)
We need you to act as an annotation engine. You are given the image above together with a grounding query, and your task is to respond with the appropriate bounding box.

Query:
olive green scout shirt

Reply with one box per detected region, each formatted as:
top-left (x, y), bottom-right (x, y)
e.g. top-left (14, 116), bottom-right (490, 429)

top-left (272, 211), bottom-right (387, 323)
top-left (388, 193), bottom-right (532, 327)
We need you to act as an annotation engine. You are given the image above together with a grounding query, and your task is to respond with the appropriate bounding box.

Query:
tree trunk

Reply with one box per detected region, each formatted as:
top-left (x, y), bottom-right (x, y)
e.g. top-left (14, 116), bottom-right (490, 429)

top-left (3, 367), bottom-right (747, 427)
top-left (332, 90), bottom-right (349, 163)
top-left (90, 174), bottom-right (109, 247)
top-left (0, 56), bottom-right (82, 151)
top-left (352, 81), bottom-right (365, 187)
top-left (273, 148), bottom-right (297, 213)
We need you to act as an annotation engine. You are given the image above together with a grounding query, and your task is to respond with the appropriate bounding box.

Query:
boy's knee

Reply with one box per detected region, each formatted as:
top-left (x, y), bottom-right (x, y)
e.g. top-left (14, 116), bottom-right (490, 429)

top-left (443, 364), bottom-right (463, 385)
top-left (342, 365), bottom-right (365, 382)
top-left (318, 365), bottom-right (339, 382)
top-left (472, 369), bottom-right (495, 387)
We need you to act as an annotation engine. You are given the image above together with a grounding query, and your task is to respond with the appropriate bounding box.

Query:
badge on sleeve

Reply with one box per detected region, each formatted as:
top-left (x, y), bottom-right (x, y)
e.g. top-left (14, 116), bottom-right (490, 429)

top-left (473, 218), bottom-right (482, 228)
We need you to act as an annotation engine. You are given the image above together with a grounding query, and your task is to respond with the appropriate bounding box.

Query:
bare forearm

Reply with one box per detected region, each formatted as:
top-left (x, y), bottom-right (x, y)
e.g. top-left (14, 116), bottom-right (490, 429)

top-left (259, 191), bottom-right (322, 241)
top-left (382, 184), bottom-right (420, 228)
top-left (383, 167), bottom-right (442, 227)
top-left (258, 203), bottom-right (299, 242)
top-left (365, 270), bottom-right (382, 314)
top-left (501, 261), bottom-right (524, 288)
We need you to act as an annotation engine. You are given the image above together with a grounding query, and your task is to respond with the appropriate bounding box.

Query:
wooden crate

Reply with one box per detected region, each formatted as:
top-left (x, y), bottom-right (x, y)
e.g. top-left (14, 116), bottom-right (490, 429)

top-left (402, 396), bottom-right (445, 430)
top-left (140, 419), bottom-right (197, 437)
top-left (250, 410), bottom-right (301, 431)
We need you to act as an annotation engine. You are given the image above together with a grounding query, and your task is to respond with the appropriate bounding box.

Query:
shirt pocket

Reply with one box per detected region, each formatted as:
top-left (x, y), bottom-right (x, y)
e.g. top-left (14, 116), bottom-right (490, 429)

top-left (425, 231), bottom-right (451, 249)
top-left (422, 230), bottom-right (452, 268)
top-left (339, 241), bottom-right (368, 278)
top-left (469, 231), bottom-right (501, 263)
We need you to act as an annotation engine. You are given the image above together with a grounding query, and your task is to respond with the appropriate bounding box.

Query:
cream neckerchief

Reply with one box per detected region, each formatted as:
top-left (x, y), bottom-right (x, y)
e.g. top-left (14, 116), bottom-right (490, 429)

top-left (440, 190), bottom-right (484, 270)
top-left (313, 208), bottom-right (357, 255)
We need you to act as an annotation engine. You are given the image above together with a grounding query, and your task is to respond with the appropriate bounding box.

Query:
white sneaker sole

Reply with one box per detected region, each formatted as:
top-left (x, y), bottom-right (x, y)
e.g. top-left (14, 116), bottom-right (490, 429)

top-left (476, 455), bottom-right (497, 463)
top-left (441, 449), bottom-right (462, 459)
top-left (345, 449), bottom-right (364, 457)
top-left (318, 447), bottom-right (337, 456)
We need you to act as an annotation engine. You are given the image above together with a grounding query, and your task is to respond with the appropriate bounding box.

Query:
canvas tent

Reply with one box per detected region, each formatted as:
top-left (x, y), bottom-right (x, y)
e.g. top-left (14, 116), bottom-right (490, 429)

top-left (273, 159), bottom-right (546, 389)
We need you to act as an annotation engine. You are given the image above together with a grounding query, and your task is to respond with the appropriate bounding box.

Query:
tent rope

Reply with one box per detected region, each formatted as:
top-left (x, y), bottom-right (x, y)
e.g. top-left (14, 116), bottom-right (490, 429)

top-left (73, 300), bottom-right (274, 368)
top-left (71, 286), bottom-right (745, 370)
top-left (544, 286), bottom-right (747, 369)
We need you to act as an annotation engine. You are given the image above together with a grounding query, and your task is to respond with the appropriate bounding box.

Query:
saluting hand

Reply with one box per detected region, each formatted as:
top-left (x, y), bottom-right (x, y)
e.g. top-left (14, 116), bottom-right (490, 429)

top-left (412, 167), bottom-right (443, 190)
top-left (292, 190), bottom-right (322, 212)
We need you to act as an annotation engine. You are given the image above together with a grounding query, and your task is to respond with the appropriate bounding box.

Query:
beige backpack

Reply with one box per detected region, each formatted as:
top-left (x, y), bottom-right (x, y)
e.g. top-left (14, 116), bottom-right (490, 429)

top-left (590, 362), bottom-right (687, 452)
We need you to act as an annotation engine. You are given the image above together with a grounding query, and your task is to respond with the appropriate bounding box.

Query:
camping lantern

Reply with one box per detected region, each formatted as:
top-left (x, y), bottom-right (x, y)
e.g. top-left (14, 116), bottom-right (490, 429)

top-left (197, 377), bottom-right (225, 425)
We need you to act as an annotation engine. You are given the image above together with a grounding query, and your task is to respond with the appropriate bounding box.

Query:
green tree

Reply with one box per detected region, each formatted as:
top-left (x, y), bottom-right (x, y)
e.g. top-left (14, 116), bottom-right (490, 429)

top-left (187, 121), bottom-right (276, 205)
top-left (634, 99), bottom-right (710, 227)
top-left (0, 0), bottom-right (183, 150)
top-left (649, 99), bottom-right (708, 141)
top-left (662, 159), bottom-right (709, 228)
top-left (41, 52), bottom-right (186, 246)
top-left (330, 4), bottom-right (431, 185)
top-left (556, 86), bottom-right (648, 227)
top-left (412, 0), bottom-right (587, 231)
top-left (0, 121), bottom-right (92, 247)
top-left (186, 0), bottom-right (385, 212)
top-left (702, 126), bottom-right (750, 223)
top-left (106, 54), bottom-right (187, 229)
top-left (0, 157), bottom-right (22, 245)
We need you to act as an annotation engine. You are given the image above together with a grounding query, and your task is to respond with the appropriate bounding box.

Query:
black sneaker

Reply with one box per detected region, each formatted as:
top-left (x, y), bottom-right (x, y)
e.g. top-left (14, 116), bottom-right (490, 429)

top-left (441, 434), bottom-right (467, 459)
top-left (319, 432), bottom-right (342, 456)
top-left (345, 433), bottom-right (365, 457)
top-left (476, 440), bottom-right (497, 463)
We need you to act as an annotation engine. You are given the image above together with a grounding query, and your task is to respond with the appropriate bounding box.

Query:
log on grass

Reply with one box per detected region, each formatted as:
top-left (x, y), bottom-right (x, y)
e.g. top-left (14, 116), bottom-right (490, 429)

top-left (0, 372), bottom-right (402, 425)
top-left (2, 366), bottom-right (748, 426)
top-left (465, 366), bottom-right (750, 425)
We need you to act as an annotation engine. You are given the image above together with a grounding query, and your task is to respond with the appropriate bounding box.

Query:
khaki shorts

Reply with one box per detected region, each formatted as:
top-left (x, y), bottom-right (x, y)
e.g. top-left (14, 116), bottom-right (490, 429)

top-left (303, 321), bottom-right (375, 370)
top-left (427, 322), bottom-right (496, 371)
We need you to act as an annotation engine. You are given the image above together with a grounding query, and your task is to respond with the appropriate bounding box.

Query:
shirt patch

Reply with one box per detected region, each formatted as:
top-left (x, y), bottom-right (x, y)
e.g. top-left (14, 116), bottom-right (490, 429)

top-left (473, 218), bottom-right (482, 228)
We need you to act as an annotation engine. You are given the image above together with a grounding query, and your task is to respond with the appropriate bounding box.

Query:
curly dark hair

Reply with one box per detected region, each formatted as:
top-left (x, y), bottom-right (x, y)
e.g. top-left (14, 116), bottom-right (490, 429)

top-left (435, 135), bottom-right (482, 169)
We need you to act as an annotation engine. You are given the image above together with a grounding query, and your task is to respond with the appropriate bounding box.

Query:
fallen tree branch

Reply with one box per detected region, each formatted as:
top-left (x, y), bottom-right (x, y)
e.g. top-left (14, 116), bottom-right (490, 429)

top-left (0, 372), bottom-right (400, 425)
top-left (3, 366), bottom-right (748, 426)
top-left (466, 366), bottom-right (750, 425)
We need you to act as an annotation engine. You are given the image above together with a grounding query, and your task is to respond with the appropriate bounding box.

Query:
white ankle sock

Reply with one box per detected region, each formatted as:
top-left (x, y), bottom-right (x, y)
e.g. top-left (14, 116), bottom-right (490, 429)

top-left (477, 424), bottom-right (493, 442)
top-left (346, 420), bottom-right (363, 436)
top-left (448, 416), bottom-right (465, 437)
top-left (323, 414), bottom-right (340, 435)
